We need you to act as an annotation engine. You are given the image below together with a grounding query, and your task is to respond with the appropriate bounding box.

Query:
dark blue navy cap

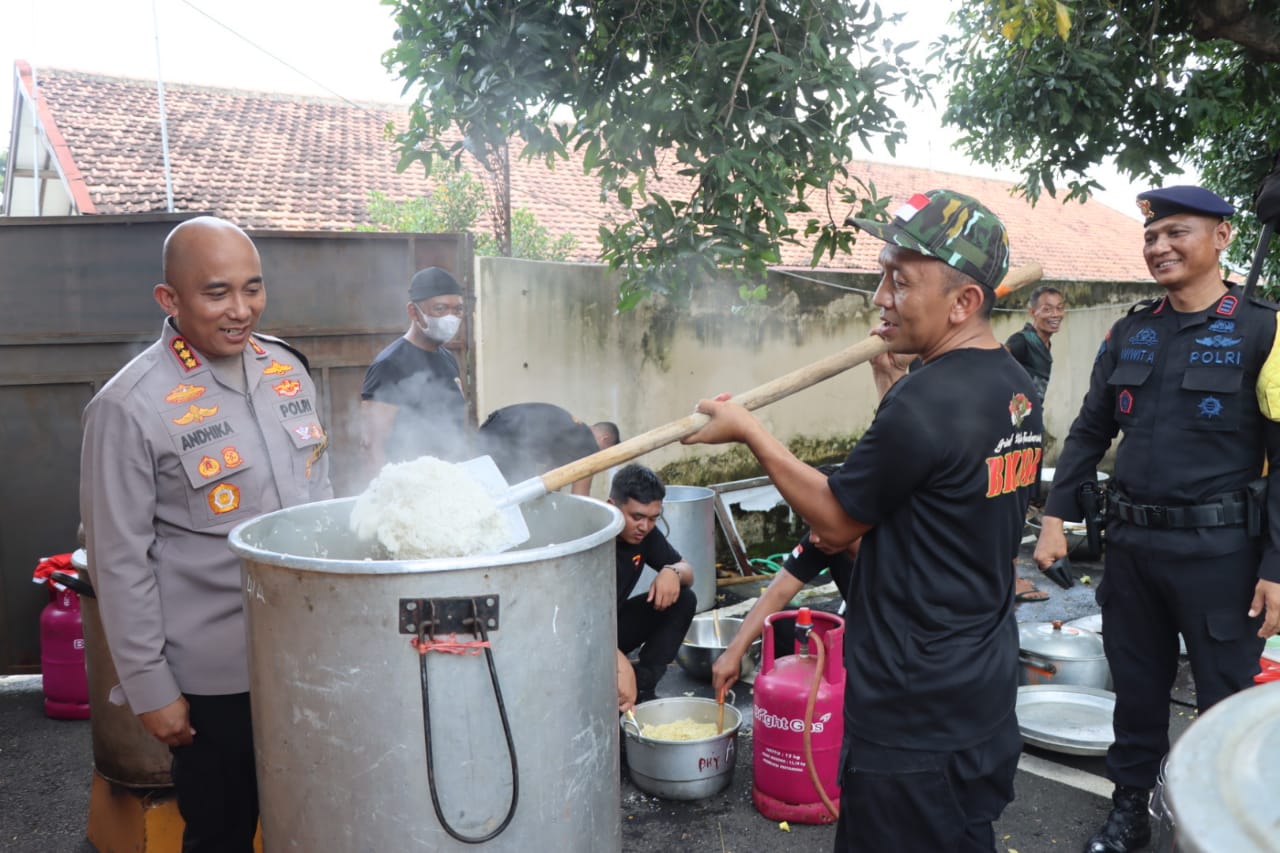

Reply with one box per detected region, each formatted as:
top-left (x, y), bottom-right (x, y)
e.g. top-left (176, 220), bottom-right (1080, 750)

top-left (1136, 185), bottom-right (1234, 224)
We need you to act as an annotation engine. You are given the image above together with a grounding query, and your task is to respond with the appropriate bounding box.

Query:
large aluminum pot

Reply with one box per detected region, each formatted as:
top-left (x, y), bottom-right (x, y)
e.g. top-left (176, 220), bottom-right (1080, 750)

top-left (229, 493), bottom-right (623, 852)
top-left (621, 696), bottom-right (742, 800)
top-left (1165, 681), bottom-right (1280, 853)
top-left (660, 486), bottom-right (717, 613)
top-left (72, 549), bottom-right (173, 787)
top-left (1018, 620), bottom-right (1112, 690)
top-left (676, 613), bottom-right (761, 681)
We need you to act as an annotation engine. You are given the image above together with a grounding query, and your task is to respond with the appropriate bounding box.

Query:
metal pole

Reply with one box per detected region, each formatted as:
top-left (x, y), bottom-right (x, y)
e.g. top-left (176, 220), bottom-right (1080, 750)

top-left (152, 0), bottom-right (176, 212)
top-left (1243, 222), bottom-right (1275, 300)
top-left (30, 64), bottom-right (40, 216)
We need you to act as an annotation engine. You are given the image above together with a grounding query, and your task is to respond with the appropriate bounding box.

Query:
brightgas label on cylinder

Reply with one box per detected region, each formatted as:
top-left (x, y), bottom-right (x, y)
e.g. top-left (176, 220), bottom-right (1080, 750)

top-left (754, 707), bottom-right (832, 733)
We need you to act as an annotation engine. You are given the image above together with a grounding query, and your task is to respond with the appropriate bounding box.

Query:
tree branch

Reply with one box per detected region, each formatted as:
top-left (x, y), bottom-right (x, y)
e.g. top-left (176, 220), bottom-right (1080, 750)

top-left (1189, 0), bottom-right (1280, 61)
top-left (718, 0), bottom-right (768, 126)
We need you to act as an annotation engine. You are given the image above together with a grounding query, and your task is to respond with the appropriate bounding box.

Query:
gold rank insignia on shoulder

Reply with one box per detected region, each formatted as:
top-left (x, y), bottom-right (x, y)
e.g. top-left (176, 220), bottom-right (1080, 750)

top-left (263, 360), bottom-right (294, 376)
top-left (170, 337), bottom-right (201, 371)
top-left (249, 338), bottom-right (267, 356)
top-left (172, 404), bottom-right (219, 426)
top-left (164, 383), bottom-right (206, 404)
top-left (208, 482), bottom-right (240, 515)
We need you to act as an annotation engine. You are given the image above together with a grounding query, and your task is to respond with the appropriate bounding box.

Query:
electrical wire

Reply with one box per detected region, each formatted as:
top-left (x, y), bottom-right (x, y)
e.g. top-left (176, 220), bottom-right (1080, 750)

top-left (177, 0), bottom-right (390, 121)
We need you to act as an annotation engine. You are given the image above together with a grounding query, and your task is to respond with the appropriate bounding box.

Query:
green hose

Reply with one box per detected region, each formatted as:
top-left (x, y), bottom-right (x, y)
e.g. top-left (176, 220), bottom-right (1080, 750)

top-left (747, 553), bottom-right (792, 575)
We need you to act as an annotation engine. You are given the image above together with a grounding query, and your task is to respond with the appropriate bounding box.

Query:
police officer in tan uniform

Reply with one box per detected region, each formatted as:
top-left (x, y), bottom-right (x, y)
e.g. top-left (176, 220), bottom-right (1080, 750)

top-left (80, 216), bottom-right (332, 852)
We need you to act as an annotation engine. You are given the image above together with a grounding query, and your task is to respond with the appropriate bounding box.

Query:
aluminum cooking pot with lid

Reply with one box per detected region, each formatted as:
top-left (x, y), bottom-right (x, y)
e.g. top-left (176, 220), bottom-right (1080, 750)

top-left (1018, 620), bottom-right (1112, 690)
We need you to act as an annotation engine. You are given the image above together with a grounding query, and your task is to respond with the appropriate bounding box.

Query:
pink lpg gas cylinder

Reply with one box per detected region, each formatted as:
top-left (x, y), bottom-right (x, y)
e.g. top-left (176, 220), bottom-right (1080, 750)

top-left (752, 608), bottom-right (844, 824)
top-left (33, 555), bottom-right (90, 720)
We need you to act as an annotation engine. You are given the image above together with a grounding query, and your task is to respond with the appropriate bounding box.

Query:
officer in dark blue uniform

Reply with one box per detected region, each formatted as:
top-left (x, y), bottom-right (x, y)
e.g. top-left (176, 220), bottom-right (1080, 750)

top-left (1036, 185), bottom-right (1280, 853)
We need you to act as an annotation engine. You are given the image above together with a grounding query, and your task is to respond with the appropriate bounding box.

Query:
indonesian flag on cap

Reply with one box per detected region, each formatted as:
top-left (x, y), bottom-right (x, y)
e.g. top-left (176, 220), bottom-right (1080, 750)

top-left (893, 193), bottom-right (932, 222)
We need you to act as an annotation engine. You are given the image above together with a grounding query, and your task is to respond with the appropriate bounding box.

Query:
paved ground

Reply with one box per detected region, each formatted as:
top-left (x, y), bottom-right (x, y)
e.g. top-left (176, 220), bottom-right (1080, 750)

top-left (1, 540), bottom-right (1202, 853)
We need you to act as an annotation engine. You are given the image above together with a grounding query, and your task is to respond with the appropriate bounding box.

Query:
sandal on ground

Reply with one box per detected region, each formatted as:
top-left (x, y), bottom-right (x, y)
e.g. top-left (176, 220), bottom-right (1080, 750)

top-left (1015, 577), bottom-right (1050, 602)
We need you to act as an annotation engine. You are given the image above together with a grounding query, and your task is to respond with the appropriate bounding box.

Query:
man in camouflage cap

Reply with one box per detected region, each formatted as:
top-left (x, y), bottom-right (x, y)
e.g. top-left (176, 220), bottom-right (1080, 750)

top-left (684, 189), bottom-right (1040, 850)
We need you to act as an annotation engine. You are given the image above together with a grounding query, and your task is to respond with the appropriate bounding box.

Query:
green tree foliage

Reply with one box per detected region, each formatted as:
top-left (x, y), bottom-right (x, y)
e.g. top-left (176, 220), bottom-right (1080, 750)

top-left (363, 163), bottom-right (578, 261)
top-left (937, 0), bottom-right (1280, 282)
top-left (382, 0), bottom-right (924, 307)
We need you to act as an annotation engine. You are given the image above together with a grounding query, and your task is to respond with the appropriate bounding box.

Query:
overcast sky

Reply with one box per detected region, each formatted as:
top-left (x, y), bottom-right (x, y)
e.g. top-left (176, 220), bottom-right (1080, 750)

top-left (2, 0), bottom-right (1151, 216)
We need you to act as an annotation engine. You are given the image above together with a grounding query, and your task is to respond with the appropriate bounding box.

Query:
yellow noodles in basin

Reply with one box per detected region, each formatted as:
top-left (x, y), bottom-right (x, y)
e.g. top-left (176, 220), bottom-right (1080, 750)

top-left (640, 718), bottom-right (720, 740)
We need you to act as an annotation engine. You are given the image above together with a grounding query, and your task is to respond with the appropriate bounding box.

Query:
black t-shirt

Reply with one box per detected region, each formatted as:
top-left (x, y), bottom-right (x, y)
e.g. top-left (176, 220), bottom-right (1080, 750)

top-left (360, 337), bottom-right (468, 462)
top-left (782, 530), bottom-right (854, 600)
top-left (828, 346), bottom-right (1042, 751)
top-left (615, 528), bottom-right (683, 605)
top-left (477, 403), bottom-right (599, 482)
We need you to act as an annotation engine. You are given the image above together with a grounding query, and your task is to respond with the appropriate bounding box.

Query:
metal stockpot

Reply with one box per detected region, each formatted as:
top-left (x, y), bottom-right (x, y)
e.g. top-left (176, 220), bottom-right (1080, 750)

top-left (1017, 620), bottom-right (1112, 690)
top-left (660, 485), bottom-right (717, 613)
top-left (229, 493), bottom-right (623, 852)
top-left (676, 614), bottom-right (761, 681)
top-left (72, 549), bottom-right (173, 787)
top-left (620, 696), bottom-right (742, 800)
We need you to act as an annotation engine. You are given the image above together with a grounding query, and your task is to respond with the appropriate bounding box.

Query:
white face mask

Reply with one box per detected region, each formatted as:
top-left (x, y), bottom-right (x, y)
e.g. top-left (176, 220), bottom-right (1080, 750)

top-left (418, 311), bottom-right (462, 344)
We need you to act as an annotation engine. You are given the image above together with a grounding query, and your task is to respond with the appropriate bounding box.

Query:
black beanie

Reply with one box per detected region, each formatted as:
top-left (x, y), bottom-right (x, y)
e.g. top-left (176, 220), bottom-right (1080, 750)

top-left (409, 267), bottom-right (463, 301)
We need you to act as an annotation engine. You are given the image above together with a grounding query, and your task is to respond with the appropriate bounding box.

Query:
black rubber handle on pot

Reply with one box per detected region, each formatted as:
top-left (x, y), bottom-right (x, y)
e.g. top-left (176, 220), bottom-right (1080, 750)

top-left (1018, 650), bottom-right (1058, 677)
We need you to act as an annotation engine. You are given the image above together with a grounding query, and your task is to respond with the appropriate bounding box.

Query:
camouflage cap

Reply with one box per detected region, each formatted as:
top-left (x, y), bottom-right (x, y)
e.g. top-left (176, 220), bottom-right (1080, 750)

top-left (848, 190), bottom-right (1010, 289)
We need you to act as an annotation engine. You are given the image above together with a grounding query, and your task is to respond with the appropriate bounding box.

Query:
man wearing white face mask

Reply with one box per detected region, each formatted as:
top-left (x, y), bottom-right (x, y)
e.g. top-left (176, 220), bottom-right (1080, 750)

top-left (359, 267), bottom-right (470, 482)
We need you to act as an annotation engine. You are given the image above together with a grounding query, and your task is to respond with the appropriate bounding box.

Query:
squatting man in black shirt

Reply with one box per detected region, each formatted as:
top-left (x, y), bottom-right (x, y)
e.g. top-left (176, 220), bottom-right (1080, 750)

top-left (610, 464), bottom-right (697, 711)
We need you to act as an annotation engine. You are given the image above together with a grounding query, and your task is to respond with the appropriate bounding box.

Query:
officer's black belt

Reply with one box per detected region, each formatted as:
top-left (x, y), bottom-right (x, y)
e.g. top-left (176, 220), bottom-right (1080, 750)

top-left (1110, 491), bottom-right (1248, 529)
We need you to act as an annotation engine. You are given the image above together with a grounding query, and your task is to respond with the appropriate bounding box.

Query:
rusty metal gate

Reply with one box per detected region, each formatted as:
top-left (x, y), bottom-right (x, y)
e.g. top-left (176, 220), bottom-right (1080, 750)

top-left (0, 213), bottom-right (474, 674)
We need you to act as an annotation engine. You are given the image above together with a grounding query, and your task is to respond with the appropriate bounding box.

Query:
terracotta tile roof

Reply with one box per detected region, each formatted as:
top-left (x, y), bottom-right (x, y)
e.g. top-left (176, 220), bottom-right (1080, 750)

top-left (24, 63), bottom-right (1151, 281)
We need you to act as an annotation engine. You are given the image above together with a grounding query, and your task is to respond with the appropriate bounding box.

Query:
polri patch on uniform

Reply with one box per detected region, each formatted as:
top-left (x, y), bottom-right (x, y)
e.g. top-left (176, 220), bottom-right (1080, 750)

top-left (208, 483), bottom-right (240, 515)
top-left (170, 337), bottom-right (201, 371)
top-left (172, 404), bottom-right (219, 426)
top-left (262, 360), bottom-right (294, 376)
top-left (163, 383), bottom-right (206, 404)
top-left (1118, 389), bottom-right (1135, 415)
top-left (277, 397), bottom-right (314, 420)
top-left (1216, 295), bottom-right (1239, 316)
top-left (221, 446), bottom-right (244, 468)
top-left (272, 379), bottom-right (302, 398)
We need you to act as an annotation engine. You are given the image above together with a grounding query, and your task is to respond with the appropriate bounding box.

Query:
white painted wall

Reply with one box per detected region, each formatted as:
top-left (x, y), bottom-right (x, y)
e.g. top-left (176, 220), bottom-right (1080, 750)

top-left (474, 258), bottom-right (1158, 477)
